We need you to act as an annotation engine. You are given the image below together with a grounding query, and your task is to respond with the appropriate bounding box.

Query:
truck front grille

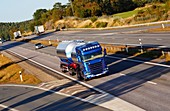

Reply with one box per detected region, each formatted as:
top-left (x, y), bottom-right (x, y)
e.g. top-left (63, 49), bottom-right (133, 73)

top-left (89, 61), bottom-right (103, 74)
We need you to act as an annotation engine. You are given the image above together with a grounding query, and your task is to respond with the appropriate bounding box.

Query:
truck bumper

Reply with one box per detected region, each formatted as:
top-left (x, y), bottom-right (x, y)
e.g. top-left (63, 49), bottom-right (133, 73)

top-left (86, 69), bottom-right (108, 79)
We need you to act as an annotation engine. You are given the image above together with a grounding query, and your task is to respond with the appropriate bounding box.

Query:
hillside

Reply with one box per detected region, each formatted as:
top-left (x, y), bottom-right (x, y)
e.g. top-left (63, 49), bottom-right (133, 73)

top-left (0, 1), bottom-right (170, 40)
top-left (50, 4), bottom-right (170, 29)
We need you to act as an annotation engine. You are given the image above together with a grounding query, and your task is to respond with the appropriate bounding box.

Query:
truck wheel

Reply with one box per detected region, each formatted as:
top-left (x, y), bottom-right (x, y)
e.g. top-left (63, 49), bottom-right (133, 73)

top-left (76, 70), bottom-right (87, 81)
top-left (61, 65), bottom-right (65, 73)
top-left (81, 73), bottom-right (88, 81)
top-left (76, 70), bottom-right (83, 80)
top-left (69, 68), bottom-right (75, 76)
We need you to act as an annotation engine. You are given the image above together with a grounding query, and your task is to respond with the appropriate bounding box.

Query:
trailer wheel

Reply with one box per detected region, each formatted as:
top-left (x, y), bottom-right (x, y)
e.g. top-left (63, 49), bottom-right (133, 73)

top-left (69, 68), bottom-right (75, 76)
top-left (61, 65), bottom-right (66, 73)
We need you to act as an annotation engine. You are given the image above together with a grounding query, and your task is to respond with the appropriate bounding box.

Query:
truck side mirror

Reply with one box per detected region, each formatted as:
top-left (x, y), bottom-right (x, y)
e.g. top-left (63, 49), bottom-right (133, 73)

top-left (77, 56), bottom-right (81, 62)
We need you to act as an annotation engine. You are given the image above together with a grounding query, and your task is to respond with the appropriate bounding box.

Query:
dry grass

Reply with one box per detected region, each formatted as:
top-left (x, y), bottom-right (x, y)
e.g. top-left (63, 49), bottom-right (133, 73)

top-left (165, 53), bottom-right (170, 63)
top-left (0, 54), bottom-right (41, 85)
top-left (101, 44), bottom-right (170, 63)
top-left (30, 40), bottom-right (59, 47)
top-left (148, 26), bottom-right (170, 32)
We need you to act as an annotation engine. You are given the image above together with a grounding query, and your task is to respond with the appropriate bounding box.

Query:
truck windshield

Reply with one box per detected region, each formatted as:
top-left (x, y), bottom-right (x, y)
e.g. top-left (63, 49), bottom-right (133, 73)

top-left (81, 51), bottom-right (103, 62)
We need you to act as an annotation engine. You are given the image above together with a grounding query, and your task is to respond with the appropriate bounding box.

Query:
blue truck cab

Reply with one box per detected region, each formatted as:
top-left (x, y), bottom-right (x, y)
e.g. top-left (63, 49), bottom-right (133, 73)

top-left (75, 41), bottom-right (108, 79)
top-left (56, 40), bottom-right (108, 80)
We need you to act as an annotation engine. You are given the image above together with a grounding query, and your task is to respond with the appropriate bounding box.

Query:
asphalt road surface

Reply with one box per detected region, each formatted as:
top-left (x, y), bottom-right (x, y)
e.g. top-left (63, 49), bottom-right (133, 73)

top-left (1, 38), bottom-right (170, 111)
top-left (26, 24), bottom-right (170, 47)
top-left (1, 25), bottom-right (170, 111)
top-left (0, 85), bottom-right (111, 111)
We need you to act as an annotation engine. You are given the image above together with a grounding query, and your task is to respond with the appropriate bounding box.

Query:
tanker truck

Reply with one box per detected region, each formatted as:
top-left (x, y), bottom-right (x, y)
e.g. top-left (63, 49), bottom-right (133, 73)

top-left (56, 40), bottom-right (108, 80)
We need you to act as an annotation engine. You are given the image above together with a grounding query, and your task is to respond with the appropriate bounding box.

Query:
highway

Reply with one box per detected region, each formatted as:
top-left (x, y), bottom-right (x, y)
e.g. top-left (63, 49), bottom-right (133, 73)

top-left (1, 25), bottom-right (170, 111)
top-left (26, 24), bottom-right (170, 47)
top-left (0, 85), bottom-right (111, 111)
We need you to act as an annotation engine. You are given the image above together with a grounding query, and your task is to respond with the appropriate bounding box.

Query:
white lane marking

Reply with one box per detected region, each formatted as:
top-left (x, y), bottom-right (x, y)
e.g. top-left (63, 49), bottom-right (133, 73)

top-left (107, 56), bottom-right (170, 68)
top-left (120, 73), bottom-right (157, 85)
top-left (72, 89), bottom-right (86, 95)
top-left (59, 88), bottom-right (66, 92)
top-left (48, 86), bottom-right (55, 89)
top-left (6, 49), bottom-right (145, 111)
top-left (0, 104), bottom-right (19, 111)
top-left (120, 73), bottom-right (126, 76)
top-left (147, 81), bottom-right (157, 85)
top-left (38, 83), bottom-right (46, 87)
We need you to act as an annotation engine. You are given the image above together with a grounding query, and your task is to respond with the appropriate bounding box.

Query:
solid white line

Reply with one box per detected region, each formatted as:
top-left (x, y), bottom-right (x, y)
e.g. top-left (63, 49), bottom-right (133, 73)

top-left (147, 81), bottom-right (157, 85)
top-left (0, 104), bottom-right (19, 111)
top-left (107, 56), bottom-right (170, 68)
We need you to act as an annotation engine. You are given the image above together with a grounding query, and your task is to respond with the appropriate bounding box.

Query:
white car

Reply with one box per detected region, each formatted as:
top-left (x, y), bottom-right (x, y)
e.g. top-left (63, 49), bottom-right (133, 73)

top-left (35, 43), bottom-right (44, 49)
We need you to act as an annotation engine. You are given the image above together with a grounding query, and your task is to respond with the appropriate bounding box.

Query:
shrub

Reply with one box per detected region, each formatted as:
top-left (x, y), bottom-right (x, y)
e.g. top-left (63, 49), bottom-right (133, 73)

top-left (90, 16), bottom-right (98, 22)
top-left (96, 22), bottom-right (108, 28)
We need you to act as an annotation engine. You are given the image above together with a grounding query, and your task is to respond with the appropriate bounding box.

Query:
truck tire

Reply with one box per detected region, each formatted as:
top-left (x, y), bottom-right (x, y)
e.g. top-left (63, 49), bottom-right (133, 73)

top-left (69, 68), bottom-right (75, 76)
top-left (76, 70), bottom-right (88, 81)
top-left (76, 70), bottom-right (83, 80)
top-left (61, 65), bottom-right (66, 73)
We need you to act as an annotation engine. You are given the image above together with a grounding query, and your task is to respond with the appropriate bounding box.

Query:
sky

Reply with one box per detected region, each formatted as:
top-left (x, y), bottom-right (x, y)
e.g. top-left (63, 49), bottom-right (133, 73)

top-left (0, 0), bottom-right (68, 23)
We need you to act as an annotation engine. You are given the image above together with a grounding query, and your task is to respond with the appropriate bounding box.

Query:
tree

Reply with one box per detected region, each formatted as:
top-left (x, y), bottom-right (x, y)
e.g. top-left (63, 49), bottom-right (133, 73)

top-left (33, 9), bottom-right (47, 21)
top-left (53, 2), bottom-right (62, 9)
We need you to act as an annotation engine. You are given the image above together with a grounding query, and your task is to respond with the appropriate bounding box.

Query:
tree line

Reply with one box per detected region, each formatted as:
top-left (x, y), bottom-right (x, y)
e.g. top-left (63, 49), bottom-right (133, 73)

top-left (0, 0), bottom-right (169, 40)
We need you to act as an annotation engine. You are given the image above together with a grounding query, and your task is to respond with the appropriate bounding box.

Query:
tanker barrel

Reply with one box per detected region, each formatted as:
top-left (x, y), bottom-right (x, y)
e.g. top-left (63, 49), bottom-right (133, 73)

top-left (56, 41), bottom-right (77, 60)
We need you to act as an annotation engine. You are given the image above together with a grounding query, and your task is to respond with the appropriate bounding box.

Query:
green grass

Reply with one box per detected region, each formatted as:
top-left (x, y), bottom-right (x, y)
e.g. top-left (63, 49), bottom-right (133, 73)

top-left (113, 10), bottom-right (138, 18)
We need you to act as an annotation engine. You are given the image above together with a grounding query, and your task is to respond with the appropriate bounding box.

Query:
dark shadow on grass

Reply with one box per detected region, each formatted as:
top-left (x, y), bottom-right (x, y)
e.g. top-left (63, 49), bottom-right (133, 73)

top-left (0, 56), bottom-right (36, 70)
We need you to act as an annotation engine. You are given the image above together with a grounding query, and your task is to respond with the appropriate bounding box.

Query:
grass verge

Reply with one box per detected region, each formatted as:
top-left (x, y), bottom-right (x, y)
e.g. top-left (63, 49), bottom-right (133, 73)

top-left (0, 53), bottom-right (41, 85)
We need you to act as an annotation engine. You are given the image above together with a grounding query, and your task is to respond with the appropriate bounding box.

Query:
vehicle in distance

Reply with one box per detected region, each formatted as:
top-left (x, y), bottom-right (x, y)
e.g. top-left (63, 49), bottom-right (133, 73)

top-left (34, 25), bottom-right (45, 35)
top-left (13, 31), bottom-right (22, 39)
top-left (56, 40), bottom-right (108, 80)
top-left (35, 43), bottom-right (44, 49)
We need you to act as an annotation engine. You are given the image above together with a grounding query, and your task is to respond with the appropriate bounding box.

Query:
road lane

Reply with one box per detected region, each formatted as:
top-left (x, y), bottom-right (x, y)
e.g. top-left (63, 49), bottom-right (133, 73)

top-left (2, 41), bottom-right (170, 110)
top-left (0, 85), bottom-right (111, 111)
top-left (1, 43), bottom-right (145, 111)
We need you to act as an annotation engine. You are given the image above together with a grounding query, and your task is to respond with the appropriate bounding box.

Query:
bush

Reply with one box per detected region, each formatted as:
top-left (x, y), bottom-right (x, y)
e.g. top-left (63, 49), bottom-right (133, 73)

top-left (96, 22), bottom-right (108, 28)
top-left (90, 16), bottom-right (98, 22)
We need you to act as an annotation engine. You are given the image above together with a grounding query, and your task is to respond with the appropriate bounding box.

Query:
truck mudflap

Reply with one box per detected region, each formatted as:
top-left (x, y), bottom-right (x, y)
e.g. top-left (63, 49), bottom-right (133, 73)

top-left (85, 70), bottom-right (108, 79)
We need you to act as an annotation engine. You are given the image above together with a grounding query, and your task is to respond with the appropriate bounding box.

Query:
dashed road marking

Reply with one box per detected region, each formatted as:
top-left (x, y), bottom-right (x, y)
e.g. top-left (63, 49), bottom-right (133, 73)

top-left (0, 104), bottom-right (19, 111)
top-left (107, 56), bottom-right (170, 68)
top-left (119, 73), bottom-right (157, 85)
top-left (147, 81), bottom-right (157, 85)
top-left (72, 89), bottom-right (87, 95)
top-left (120, 73), bottom-right (126, 76)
